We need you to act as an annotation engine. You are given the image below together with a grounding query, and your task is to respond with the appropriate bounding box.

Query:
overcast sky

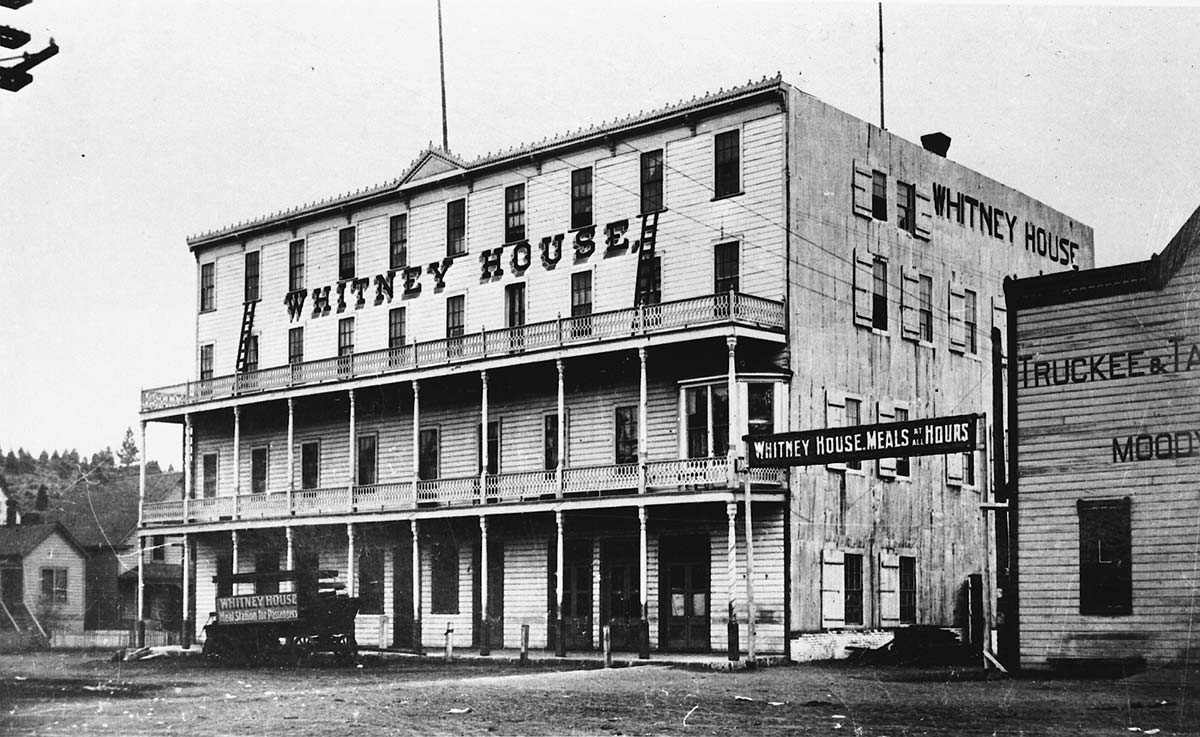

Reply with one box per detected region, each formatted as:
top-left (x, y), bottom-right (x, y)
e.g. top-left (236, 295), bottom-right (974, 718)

top-left (2, 1), bottom-right (1198, 467)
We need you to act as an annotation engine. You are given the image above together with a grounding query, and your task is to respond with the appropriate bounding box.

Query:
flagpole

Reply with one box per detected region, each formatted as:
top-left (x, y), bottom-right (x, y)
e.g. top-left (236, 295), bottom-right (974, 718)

top-left (438, 0), bottom-right (449, 151)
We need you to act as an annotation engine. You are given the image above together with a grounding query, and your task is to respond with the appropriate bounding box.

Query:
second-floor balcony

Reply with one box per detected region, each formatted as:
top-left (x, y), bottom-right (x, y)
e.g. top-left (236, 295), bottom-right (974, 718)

top-left (140, 457), bottom-right (789, 528)
top-left (141, 292), bottom-right (786, 413)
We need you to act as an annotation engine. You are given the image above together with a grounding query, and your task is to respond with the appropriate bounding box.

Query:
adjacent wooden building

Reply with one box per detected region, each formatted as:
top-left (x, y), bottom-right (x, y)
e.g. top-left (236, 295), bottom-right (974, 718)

top-left (138, 75), bottom-right (1090, 658)
top-left (1007, 205), bottom-right (1200, 668)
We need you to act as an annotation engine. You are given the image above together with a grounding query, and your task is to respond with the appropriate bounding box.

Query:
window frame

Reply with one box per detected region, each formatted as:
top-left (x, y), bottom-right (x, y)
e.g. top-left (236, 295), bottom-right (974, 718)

top-left (964, 288), bottom-right (978, 355)
top-left (199, 344), bottom-right (214, 382)
top-left (919, 274), bottom-right (934, 343)
top-left (202, 452), bottom-right (218, 498)
top-left (681, 383), bottom-right (730, 459)
top-left (358, 547), bottom-right (385, 615)
top-left (477, 419), bottom-right (500, 475)
top-left (430, 539), bottom-right (460, 615)
top-left (899, 555), bottom-right (917, 623)
top-left (504, 183), bottom-right (526, 244)
top-left (445, 294), bottom-right (466, 342)
top-left (570, 167), bottom-right (593, 230)
top-left (543, 411), bottom-right (569, 471)
top-left (337, 317), bottom-right (354, 357)
top-left (871, 170), bottom-right (888, 221)
top-left (244, 334), bottom-right (259, 373)
top-left (843, 552), bottom-right (865, 626)
top-left (713, 241), bottom-right (739, 295)
top-left (250, 445), bottom-right (269, 494)
top-left (871, 255), bottom-right (888, 331)
top-left (338, 225), bottom-right (356, 281)
top-left (418, 427), bottom-right (440, 480)
top-left (41, 567), bottom-right (68, 604)
top-left (389, 213), bottom-right (409, 271)
top-left (713, 129), bottom-right (742, 199)
top-left (505, 282), bottom-right (526, 329)
top-left (446, 198), bottom-right (467, 257)
top-left (243, 250), bottom-right (260, 303)
top-left (288, 326), bottom-right (304, 366)
top-left (388, 307), bottom-right (407, 350)
top-left (356, 433), bottom-right (377, 486)
top-left (300, 440), bottom-right (320, 490)
top-left (614, 405), bottom-right (639, 465)
top-left (288, 239), bottom-right (305, 292)
top-left (896, 180), bottom-right (916, 234)
top-left (151, 534), bottom-right (165, 562)
top-left (199, 262), bottom-right (216, 312)
top-left (640, 149), bottom-right (664, 215)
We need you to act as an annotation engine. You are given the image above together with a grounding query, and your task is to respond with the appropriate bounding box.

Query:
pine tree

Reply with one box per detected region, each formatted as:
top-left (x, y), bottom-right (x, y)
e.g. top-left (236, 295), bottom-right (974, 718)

top-left (117, 427), bottom-right (139, 468)
top-left (35, 484), bottom-right (48, 511)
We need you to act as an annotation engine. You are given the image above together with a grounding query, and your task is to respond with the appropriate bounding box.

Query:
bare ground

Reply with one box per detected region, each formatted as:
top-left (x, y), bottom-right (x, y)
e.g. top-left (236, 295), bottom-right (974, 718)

top-left (0, 651), bottom-right (1197, 736)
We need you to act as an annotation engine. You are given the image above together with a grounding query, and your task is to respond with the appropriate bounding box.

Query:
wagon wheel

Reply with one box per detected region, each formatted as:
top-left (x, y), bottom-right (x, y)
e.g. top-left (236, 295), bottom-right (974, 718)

top-left (333, 633), bottom-right (358, 665)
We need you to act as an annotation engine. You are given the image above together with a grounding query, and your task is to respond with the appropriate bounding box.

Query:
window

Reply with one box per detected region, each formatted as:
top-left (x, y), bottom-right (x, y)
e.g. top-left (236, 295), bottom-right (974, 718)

top-left (288, 327), bottom-right (304, 365)
top-left (288, 239), bottom-right (305, 292)
top-left (845, 398), bottom-right (862, 470)
top-left (894, 408), bottom-right (911, 478)
top-left (430, 540), bottom-right (460, 614)
top-left (255, 553), bottom-right (279, 595)
top-left (570, 271), bottom-right (593, 337)
top-left (477, 421), bottom-right (499, 475)
top-left (571, 168), bottom-right (593, 229)
top-left (635, 254), bottom-right (661, 306)
top-left (199, 344), bottom-right (214, 382)
top-left (41, 567), bottom-right (67, 603)
top-left (897, 181), bottom-right (916, 234)
top-left (446, 198), bottom-right (466, 256)
top-left (418, 428), bottom-right (439, 480)
top-left (544, 413), bottom-right (563, 471)
top-left (244, 251), bottom-right (260, 303)
top-left (300, 441), bottom-right (319, 490)
top-left (152, 534), bottom-right (165, 562)
top-left (202, 453), bottom-right (217, 498)
top-left (244, 335), bottom-right (259, 373)
top-left (684, 385), bottom-right (729, 459)
top-left (389, 214), bottom-right (408, 270)
top-left (872, 256), bottom-right (888, 330)
top-left (899, 556), bottom-right (916, 623)
top-left (871, 170), bottom-right (887, 220)
top-left (446, 295), bottom-right (465, 358)
top-left (1078, 498), bottom-right (1132, 616)
top-left (615, 406), bottom-right (639, 464)
top-left (200, 262), bottom-right (215, 311)
top-left (338, 226), bottom-right (356, 281)
top-left (337, 318), bottom-right (354, 356)
top-left (504, 184), bottom-right (525, 243)
top-left (250, 447), bottom-right (268, 494)
top-left (714, 241), bottom-right (739, 294)
top-left (919, 275), bottom-right (933, 342)
top-left (505, 283), bottom-right (525, 328)
top-left (962, 450), bottom-right (975, 487)
top-left (964, 289), bottom-right (978, 354)
top-left (747, 383), bottom-right (775, 436)
top-left (388, 307), bottom-right (406, 350)
top-left (358, 548), bottom-right (384, 614)
top-left (844, 553), bottom-right (864, 625)
top-left (640, 149), bottom-right (663, 214)
top-left (713, 129), bottom-right (740, 198)
top-left (356, 434), bottom-right (377, 486)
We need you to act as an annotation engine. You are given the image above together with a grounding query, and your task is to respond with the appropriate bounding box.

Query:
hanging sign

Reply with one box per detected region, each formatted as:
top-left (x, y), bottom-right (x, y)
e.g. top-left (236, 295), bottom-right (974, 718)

top-left (745, 413), bottom-right (979, 467)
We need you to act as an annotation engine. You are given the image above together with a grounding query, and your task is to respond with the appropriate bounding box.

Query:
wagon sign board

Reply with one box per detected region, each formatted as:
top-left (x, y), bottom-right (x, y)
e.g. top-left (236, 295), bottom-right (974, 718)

top-left (215, 592), bottom-right (300, 624)
top-left (745, 414), bottom-right (979, 467)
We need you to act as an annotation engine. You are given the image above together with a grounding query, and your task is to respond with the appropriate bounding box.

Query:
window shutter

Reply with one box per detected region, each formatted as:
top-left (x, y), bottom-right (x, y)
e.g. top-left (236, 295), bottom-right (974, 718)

top-left (991, 295), bottom-right (1008, 363)
top-left (900, 267), bottom-right (921, 342)
top-left (913, 185), bottom-right (933, 241)
top-left (879, 552), bottom-right (901, 627)
top-left (851, 161), bottom-right (874, 219)
top-left (821, 548), bottom-right (846, 629)
top-left (853, 250), bottom-right (874, 328)
top-left (825, 390), bottom-right (847, 471)
top-left (877, 402), bottom-right (897, 477)
top-left (948, 282), bottom-right (966, 352)
top-left (946, 451), bottom-right (964, 486)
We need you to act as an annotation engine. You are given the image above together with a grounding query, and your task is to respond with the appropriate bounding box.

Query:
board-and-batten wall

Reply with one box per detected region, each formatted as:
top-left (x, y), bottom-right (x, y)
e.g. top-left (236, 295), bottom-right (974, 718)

top-left (193, 109), bottom-right (786, 377)
top-left (1015, 253), bottom-right (1200, 666)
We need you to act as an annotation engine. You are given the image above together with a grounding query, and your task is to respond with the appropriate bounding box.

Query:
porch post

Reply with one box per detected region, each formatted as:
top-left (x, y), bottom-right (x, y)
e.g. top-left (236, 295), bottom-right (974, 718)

top-left (232, 406), bottom-right (241, 517)
top-left (348, 389), bottom-right (356, 512)
top-left (744, 475), bottom-right (757, 661)
top-left (479, 516), bottom-right (490, 655)
top-left (555, 510), bottom-right (565, 657)
top-left (183, 414), bottom-right (193, 520)
top-left (411, 381), bottom-right (420, 508)
top-left (638, 347), bottom-right (647, 494)
top-left (556, 359), bottom-right (565, 498)
top-left (726, 337), bottom-right (738, 486)
top-left (411, 518), bottom-right (422, 654)
top-left (286, 398), bottom-right (295, 513)
top-left (480, 370), bottom-right (489, 502)
top-left (726, 501), bottom-right (739, 661)
top-left (638, 505), bottom-right (650, 659)
top-left (346, 523), bottom-right (356, 598)
top-left (285, 525), bottom-right (295, 573)
top-left (181, 534), bottom-right (193, 648)
top-left (136, 535), bottom-right (146, 647)
top-left (231, 530), bottom-right (240, 595)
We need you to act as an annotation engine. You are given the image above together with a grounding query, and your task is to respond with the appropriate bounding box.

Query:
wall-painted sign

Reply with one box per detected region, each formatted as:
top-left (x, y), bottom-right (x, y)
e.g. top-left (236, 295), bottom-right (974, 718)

top-left (932, 183), bottom-right (1082, 269)
top-left (1113, 427), bottom-right (1200, 463)
top-left (1019, 336), bottom-right (1200, 389)
top-left (745, 414), bottom-right (978, 467)
top-left (214, 592), bottom-right (299, 624)
top-left (283, 213), bottom-right (658, 322)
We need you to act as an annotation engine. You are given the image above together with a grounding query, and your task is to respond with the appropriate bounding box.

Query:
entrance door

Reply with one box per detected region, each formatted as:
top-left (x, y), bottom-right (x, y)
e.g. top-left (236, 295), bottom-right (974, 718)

top-left (600, 540), bottom-right (641, 651)
top-left (0, 567), bottom-right (22, 612)
top-left (392, 539), bottom-right (414, 650)
top-left (549, 539), bottom-right (594, 650)
top-left (660, 535), bottom-right (711, 652)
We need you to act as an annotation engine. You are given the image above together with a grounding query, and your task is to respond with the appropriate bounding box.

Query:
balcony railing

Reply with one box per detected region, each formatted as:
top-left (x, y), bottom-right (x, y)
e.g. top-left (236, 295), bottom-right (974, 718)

top-left (140, 457), bottom-right (788, 527)
top-left (141, 292), bottom-right (786, 412)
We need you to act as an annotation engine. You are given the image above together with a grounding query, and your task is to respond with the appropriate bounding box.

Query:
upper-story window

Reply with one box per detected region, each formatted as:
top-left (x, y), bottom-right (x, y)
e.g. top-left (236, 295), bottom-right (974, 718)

top-left (288, 239), bottom-right (305, 292)
top-left (871, 170), bottom-right (888, 220)
top-left (446, 295), bottom-right (465, 339)
top-left (152, 535), bottom-right (165, 562)
top-left (338, 226), bottom-right (356, 281)
top-left (357, 434), bottom-right (377, 486)
top-left (747, 383), bottom-right (775, 436)
top-left (571, 271), bottom-right (592, 317)
top-left (200, 262), bottom-right (215, 312)
top-left (897, 181), bottom-right (916, 234)
top-left (338, 317), bottom-right (354, 357)
top-left (244, 335), bottom-right (259, 373)
top-left (250, 447), bottom-right (268, 494)
top-left (615, 406), bottom-right (639, 464)
top-left (390, 214), bottom-right (408, 270)
top-left (714, 241), bottom-right (739, 294)
top-left (845, 397), bottom-right (862, 471)
top-left (713, 129), bottom-right (741, 198)
top-left (504, 184), bottom-right (526, 243)
top-left (894, 407), bottom-right (911, 478)
top-left (636, 254), bottom-right (661, 306)
top-left (684, 384), bottom-right (729, 459)
top-left (964, 289), bottom-right (978, 354)
top-left (872, 256), bottom-right (888, 330)
top-left (571, 168), bottom-right (593, 229)
top-left (244, 251), bottom-right (260, 303)
top-left (199, 344), bottom-right (214, 382)
top-left (447, 199), bottom-right (466, 256)
top-left (418, 428), bottom-right (440, 480)
top-left (389, 307), bottom-right (406, 349)
top-left (640, 149), bottom-right (663, 214)
top-left (288, 327), bottom-right (304, 365)
top-left (202, 453), bottom-right (218, 498)
top-left (919, 275), bottom-right (933, 342)
top-left (505, 283), bottom-right (526, 329)
top-left (300, 441), bottom-right (319, 489)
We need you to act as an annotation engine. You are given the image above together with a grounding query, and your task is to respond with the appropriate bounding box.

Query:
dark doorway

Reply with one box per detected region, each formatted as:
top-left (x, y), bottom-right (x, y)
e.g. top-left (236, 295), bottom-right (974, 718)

top-left (0, 567), bottom-right (22, 610)
top-left (659, 535), bottom-right (711, 652)
top-left (392, 537), bottom-right (414, 650)
top-left (548, 539), bottom-right (594, 651)
top-left (473, 540), bottom-right (504, 648)
top-left (600, 539), bottom-right (641, 651)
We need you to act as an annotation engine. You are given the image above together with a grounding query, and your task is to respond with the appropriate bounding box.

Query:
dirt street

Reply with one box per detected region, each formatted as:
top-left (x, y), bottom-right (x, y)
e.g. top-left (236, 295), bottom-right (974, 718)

top-left (0, 652), bottom-right (1197, 736)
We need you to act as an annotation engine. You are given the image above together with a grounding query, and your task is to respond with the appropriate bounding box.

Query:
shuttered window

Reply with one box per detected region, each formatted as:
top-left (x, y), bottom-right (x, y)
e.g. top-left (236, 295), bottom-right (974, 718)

top-left (919, 275), bottom-right (934, 342)
top-left (948, 282), bottom-right (967, 353)
top-left (894, 408), bottom-right (911, 478)
top-left (871, 171), bottom-right (887, 220)
top-left (1078, 498), bottom-right (1132, 616)
top-left (872, 256), bottom-right (888, 330)
top-left (821, 549), bottom-right (845, 629)
top-left (899, 556), bottom-right (917, 623)
top-left (852, 250), bottom-right (876, 328)
top-left (896, 181), bottom-right (916, 234)
top-left (879, 552), bottom-right (900, 627)
top-left (844, 553), bottom-right (865, 625)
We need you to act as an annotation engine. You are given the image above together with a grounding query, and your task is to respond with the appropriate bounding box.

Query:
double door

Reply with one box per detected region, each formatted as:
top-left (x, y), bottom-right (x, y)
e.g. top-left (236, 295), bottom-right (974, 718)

top-left (659, 535), bottom-right (711, 652)
top-left (549, 539), bottom-right (593, 650)
top-left (600, 540), bottom-right (641, 651)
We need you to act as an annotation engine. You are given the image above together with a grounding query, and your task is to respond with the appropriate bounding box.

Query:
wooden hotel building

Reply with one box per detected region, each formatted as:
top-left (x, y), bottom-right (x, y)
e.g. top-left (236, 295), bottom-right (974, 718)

top-left (137, 75), bottom-right (1091, 658)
